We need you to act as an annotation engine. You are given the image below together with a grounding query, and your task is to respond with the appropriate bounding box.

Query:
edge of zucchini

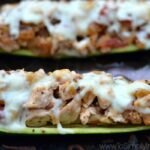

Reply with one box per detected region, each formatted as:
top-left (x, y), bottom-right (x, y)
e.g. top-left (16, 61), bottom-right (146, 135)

top-left (0, 45), bottom-right (140, 59)
top-left (0, 125), bottom-right (150, 134)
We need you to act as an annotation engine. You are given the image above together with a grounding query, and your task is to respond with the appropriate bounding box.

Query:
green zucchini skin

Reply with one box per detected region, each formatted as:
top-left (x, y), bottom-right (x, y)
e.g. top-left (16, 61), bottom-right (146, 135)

top-left (0, 125), bottom-right (150, 134)
top-left (0, 45), bottom-right (142, 59)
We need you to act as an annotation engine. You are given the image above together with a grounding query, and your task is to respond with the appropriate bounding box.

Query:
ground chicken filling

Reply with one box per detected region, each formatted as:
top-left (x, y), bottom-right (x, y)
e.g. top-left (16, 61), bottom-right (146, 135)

top-left (0, 69), bottom-right (150, 133)
top-left (0, 0), bottom-right (150, 57)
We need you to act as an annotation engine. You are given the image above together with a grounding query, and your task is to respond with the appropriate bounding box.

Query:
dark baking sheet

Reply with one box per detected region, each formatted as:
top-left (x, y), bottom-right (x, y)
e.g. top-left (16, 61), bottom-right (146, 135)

top-left (0, 51), bottom-right (149, 80)
top-left (0, 132), bottom-right (150, 149)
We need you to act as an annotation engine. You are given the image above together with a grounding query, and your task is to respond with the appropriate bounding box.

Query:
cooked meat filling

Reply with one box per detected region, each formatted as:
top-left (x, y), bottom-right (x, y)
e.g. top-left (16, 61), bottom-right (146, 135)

top-left (0, 0), bottom-right (150, 57)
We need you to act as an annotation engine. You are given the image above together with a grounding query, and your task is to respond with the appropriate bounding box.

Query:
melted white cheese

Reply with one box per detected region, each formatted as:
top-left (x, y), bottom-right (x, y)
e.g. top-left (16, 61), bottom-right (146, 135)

top-left (79, 72), bottom-right (150, 112)
top-left (136, 108), bottom-right (150, 114)
top-left (0, 70), bottom-right (30, 130)
top-left (1, 0), bottom-right (150, 47)
top-left (117, 1), bottom-right (150, 22)
top-left (32, 75), bottom-right (57, 89)
top-left (57, 123), bottom-right (74, 134)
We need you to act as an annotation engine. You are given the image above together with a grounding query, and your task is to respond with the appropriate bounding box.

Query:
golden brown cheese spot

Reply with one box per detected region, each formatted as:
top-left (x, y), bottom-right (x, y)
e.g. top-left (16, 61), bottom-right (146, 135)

top-left (53, 69), bottom-right (71, 83)
top-left (26, 72), bottom-right (35, 84)
top-left (134, 89), bottom-right (150, 99)
top-left (26, 69), bottom-right (46, 84)
top-left (59, 81), bottom-right (77, 101)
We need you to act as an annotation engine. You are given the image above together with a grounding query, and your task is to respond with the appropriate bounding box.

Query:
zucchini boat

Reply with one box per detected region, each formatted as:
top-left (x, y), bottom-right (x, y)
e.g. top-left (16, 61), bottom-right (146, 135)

top-left (0, 0), bottom-right (150, 58)
top-left (0, 69), bottom-right (150, 134)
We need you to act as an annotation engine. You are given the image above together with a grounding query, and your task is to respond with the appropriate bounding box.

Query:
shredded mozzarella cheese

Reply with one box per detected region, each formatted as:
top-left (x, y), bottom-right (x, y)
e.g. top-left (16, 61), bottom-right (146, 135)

top-left (1, 0), bottom-right (150, 47)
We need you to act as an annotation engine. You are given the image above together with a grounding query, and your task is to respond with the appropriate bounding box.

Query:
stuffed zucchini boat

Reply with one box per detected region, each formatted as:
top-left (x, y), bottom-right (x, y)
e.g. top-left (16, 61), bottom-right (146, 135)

top-left (0, 69), bottom-right (150, 134)
top-left (0, 0), bottom-right (150, 58)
